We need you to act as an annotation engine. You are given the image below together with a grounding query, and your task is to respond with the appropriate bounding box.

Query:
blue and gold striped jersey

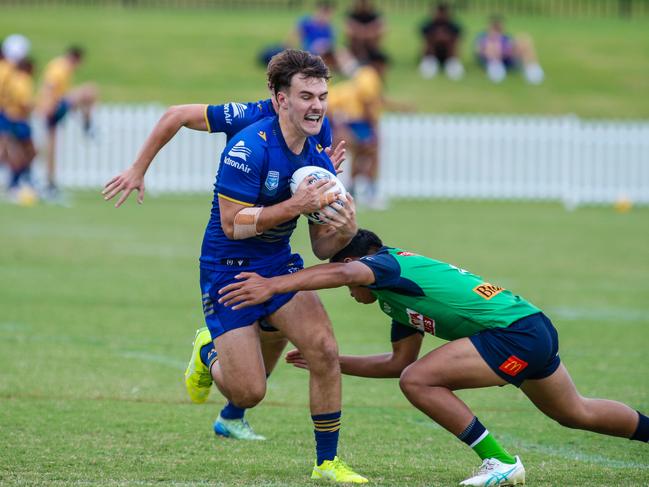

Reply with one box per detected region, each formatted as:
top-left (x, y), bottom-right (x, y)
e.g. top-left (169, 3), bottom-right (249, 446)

top-left (200, 116), bottom-right (335, 270)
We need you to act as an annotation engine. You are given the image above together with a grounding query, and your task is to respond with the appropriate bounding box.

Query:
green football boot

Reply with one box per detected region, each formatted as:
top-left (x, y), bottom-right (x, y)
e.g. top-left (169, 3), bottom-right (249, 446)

top-left (183, 327), bottom-right (213, 404)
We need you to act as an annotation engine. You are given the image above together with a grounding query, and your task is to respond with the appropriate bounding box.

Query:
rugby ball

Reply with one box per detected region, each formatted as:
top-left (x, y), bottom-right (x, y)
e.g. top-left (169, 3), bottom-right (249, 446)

top-left (289, 165), bottom-right (347, 224)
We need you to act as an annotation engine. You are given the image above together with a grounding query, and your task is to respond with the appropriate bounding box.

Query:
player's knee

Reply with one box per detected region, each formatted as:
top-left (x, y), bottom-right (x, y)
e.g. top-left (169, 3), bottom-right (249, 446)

top-left (399, 364), bottom-right (426, 397)
top-left (302, 335), bottom-right (339, 372)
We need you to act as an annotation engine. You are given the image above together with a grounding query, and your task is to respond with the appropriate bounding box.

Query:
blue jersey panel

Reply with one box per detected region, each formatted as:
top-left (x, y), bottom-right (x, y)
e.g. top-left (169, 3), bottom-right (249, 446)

top-left (200, 116), bottom-right (336, 270)
top-left (205, 98), bottom-right (333, 148)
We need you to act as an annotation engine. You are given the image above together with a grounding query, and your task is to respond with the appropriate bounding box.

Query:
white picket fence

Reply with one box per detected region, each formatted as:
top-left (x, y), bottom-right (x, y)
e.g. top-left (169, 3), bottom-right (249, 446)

top-left (50, 104), bottom-right (649, 205)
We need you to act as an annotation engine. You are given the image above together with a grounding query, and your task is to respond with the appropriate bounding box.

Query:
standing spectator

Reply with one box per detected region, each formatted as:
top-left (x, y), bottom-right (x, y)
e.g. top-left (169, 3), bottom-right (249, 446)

top-left (5, 57), bottom-right (37, 201)
top-left (345, 0), bottom-right (385, 63)
top-left (328, 50), bottom-right (389, 209)
top-left (37, 46), bottom-right (99, 199)
top-left (419, 2), bottom-right (464, 80)
top-left (475, 15), bottom-right (544, 84)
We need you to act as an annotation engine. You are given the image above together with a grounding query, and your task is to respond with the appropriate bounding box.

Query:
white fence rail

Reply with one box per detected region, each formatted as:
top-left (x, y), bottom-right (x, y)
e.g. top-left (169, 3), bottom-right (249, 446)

top-left (52, 105), bottom-right (649, 205)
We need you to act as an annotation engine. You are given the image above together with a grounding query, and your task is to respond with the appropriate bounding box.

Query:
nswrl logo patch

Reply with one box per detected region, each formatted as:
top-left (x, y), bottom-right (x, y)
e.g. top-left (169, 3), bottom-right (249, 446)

top-left (264, 170), bottom-right (279, 192)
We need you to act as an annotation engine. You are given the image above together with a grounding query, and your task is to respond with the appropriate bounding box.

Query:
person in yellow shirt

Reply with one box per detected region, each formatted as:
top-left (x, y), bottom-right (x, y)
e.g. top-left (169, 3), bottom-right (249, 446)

top-left (38, 46), bottom-right (99, 195)
top-left (0, 52), bottom-right (15, 170)
top-left (4, 57), bottom-right (36, 193)
top-left (328, 49), bottom-right (386, 208)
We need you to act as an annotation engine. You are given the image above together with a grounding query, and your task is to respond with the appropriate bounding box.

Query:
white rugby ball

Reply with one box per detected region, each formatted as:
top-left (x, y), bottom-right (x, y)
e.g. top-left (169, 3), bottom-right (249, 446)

top-left (289, 165), bottom-right (347, 224)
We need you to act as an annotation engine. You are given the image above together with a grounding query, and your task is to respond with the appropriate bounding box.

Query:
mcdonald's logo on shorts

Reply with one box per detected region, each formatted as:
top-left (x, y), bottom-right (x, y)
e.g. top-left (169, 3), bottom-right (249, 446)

top-left (498, 355), bottom-right (528, 376)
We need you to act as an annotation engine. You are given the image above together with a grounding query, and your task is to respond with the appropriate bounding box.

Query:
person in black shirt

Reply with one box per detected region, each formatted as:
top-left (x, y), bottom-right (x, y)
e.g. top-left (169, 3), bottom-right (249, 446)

top-left (419, 2), bottom-right (464, 80)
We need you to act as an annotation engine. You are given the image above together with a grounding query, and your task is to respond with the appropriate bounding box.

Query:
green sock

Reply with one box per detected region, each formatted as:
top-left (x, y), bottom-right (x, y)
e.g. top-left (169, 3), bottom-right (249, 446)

top-left (473, 432), bottom-right (516, 464)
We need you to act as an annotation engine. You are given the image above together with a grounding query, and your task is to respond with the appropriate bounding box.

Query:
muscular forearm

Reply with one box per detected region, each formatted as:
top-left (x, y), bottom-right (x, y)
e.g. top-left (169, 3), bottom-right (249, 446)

top-left (131, 109), bottom-right (187, 174)
top-left (339, 353), bottom-right (404, 378)
top-left (311, 225), bottom-right (355, 260)
top-left (254, 198), bottom-right (302, 234)
top-left (268, 263), bottom-right (356, 294)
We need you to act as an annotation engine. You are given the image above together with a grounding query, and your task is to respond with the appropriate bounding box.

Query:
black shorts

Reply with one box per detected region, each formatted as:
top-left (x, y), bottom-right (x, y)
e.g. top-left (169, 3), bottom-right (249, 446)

top-left (470, 312), bottom-right (561, 387)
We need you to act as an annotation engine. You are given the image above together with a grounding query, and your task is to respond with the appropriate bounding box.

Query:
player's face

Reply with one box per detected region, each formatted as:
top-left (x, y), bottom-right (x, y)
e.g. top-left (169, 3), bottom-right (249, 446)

top-left (283, 74), bottom-right (328, 137)
top-left (348, 285), bottom-right (376, 304)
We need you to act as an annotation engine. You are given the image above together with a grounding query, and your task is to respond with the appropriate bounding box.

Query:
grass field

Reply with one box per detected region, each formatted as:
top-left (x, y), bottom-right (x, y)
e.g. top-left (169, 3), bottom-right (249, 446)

top-left (1, 194), bottom-right (648, 486)
top-left (2, 5), bottom-right (649, 117)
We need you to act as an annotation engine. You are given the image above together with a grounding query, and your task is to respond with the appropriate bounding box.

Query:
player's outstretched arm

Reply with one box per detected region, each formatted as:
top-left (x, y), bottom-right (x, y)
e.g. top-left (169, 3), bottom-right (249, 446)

top-left (218, 261), bottom-right (374, 310)
top-left (286, 333), bottom-right (423, 378)
top-left (102, 104), bottom-right (208, 207)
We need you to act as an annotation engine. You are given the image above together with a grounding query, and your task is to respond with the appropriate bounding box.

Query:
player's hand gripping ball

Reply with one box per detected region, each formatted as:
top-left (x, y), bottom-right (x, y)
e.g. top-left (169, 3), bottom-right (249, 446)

top-left (290, 165), bottom-right (347, 224)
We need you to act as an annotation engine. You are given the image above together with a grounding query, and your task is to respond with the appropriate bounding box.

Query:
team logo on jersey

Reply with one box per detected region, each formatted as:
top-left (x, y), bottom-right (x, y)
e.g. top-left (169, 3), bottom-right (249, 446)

top-left (498, 355), bottom-right (528, 377)
top-left (228, 141), bottom-right (252, 162)
top-left (382, 302), bottom-right (392, 314)
top-left (397, 251), bottom-right (417, 256)
top-left (406, 308), bottom-right (435, 335)
top-left (316, 144), bottom-right (323, 153)
top-left (473, 283), bottom-right (504, 300)
top-left (264, 170), bottom-right (280, 192)
top-left (258, 131), bottom-right (267, 141)
top-left (223, 102), bottom-right (247, 125)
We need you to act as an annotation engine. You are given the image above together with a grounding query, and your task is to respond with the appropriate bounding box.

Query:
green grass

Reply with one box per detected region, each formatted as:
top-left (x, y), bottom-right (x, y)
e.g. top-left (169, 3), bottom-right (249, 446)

top-left (2, 5), bottom-right (649, 117)
top-left (1, 194), bottom-right (648, 485)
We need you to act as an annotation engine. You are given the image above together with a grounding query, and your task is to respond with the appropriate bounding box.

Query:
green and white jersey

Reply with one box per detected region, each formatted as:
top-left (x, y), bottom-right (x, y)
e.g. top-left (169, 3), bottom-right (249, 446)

top-left (359, 247), bottom-right (541, 341)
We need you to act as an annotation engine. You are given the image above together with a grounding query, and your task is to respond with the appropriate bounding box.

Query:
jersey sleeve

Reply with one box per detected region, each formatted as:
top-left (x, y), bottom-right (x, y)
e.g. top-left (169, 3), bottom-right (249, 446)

top-left (215, 134), bottom-right (266, 206)
top-left (205, 99), bottom-right (274, 139)
top-left (359, 250), bottom-right (402, 288)
top-left (391, 319), bottom-right (423, 342)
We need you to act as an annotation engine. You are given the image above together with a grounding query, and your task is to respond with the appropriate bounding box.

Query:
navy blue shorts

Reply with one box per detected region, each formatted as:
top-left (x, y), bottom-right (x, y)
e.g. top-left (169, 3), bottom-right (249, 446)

top-left (199, 254), bottom-right (303, 340)
top-left (347, 121), bottom-right (376, 144)
top-left (0, 111), bottom-right (8, 134)
top-left (9, 119), bottom-right (32, 141)
top-left (470, 312), bottom-right (561, 387)
top-left (47, 99), bottom-right (70, 128)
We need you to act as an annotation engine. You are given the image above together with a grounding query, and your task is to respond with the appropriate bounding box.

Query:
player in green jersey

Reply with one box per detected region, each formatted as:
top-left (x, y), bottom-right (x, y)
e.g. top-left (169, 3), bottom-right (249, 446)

top-left (218, 228), bottom-right (649, 487)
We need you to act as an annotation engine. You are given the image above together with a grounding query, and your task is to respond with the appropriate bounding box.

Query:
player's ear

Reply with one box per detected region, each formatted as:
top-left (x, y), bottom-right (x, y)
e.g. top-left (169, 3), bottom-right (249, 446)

top-left (276, 90), bottom-right (288, 109)
top-left (343, 257), bottom-right (353, 263)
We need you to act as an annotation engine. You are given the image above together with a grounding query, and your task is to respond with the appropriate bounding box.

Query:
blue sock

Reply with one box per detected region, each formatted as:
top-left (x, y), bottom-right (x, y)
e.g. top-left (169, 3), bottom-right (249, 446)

top-left (9, 167), bottom-right (29, 188)
top-left (313, 411), bottom-right (341, 465)
top-left (199, 343), bottom-right (217, 369)
top-left (220, 401), bottom-right (245, 420)
top-left (631, 411), bottom-right (649, 442)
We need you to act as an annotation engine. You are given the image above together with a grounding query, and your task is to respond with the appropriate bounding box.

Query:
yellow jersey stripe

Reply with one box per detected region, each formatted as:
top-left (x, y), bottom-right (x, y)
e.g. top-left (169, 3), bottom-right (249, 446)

top-left (203, 104), bottom-right (212, 132)
top-left (217, 193), bottom-right (254, 207)
top-left (314, 425), bottom-right (341, 432)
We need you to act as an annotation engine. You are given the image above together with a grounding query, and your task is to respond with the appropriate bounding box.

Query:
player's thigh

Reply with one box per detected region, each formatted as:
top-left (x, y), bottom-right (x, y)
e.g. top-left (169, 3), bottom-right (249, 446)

top-left (520, 364), bottom-right (582, 418)
top-left (267, 290), bottom-right (337, 357)
top-left (403, 337), bottom-right (507, 390)
top-left (259, 325), bottom-right (288, 375)
top-left (214, 324), bottom-right (266, 393)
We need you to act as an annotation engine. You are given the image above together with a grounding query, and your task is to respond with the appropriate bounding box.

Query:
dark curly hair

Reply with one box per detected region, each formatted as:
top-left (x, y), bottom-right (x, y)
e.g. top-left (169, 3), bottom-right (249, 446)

top-left (267, 49), bottom-right (330, 94)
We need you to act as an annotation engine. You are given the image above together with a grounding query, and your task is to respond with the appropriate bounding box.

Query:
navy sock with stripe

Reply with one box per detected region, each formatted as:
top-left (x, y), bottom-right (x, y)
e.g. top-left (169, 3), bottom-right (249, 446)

top-left (313, 411), bottom-right (341, 465)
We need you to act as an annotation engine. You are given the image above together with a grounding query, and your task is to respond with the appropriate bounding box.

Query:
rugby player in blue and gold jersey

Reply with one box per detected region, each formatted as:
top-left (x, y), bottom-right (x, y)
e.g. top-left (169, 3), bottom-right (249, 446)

top-left (104, 49), bottom-right (367, 483)
top-left (99, 58), bottom-right (346, 446)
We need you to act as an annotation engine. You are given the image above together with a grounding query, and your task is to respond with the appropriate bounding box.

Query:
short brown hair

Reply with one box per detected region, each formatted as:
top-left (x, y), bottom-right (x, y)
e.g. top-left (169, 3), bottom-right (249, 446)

top-left (267, 49), bottom-right (330, 94)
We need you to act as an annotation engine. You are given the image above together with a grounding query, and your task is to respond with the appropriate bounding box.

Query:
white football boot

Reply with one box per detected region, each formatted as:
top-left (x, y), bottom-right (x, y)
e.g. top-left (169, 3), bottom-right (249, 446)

top-left (459, 455), bottom-right (525, 486)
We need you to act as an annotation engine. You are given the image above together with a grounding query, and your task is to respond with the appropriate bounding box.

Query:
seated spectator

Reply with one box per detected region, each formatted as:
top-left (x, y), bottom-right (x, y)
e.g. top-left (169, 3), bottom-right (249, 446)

top-left (295, 0), bottom-right (336, 56)
top-left (345, 0), bottom-right (385, 63)
top-left (419, 2), bottom-right (464, 80)
top-left (475, 15), bottom-right (544, 84)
